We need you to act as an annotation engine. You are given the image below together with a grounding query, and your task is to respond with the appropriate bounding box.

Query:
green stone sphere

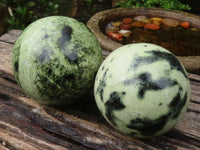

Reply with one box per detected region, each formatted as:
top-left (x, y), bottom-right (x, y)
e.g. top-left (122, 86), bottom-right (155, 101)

top-left (12, 16), bottom-right (102, 106)
top-left (94, 43), bottom-right (190, 138)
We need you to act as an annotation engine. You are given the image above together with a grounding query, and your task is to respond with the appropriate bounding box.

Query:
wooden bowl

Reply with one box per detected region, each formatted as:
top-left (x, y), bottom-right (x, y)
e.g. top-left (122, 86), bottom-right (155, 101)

top-left (87, 7), bottom-right (200, 74)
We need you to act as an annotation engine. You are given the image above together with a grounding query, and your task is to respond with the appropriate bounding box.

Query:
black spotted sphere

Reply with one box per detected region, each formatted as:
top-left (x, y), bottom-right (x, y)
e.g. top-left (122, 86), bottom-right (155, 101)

top-left (12, 16), bottom-right (102, 106)
top-left (94, 43), bottom-right (190, 138)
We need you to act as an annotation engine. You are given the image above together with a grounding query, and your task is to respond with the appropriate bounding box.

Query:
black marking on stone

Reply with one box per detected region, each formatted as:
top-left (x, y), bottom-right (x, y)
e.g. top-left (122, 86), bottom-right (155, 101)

top-left (47, 68), bottom-right (53, 76)
top-left (127, 88), bottom-right (188, 136)
top-left (150, 50), bottom-right (188, 78)
top-left (159, 103), bottom-right (162, 106)
top-left (58, 25), bottom-right (72, 50)
top-left (132, 54), bottom-right (157, 70)
top-left (44, 34), bottom-right (49, 39)
top-left (105, 91), bottom-right (126, 126)
top-left (170, 92), bottom-right (187, 119)
top-left (138, 74), bottom-right (178, 99)
top-left (144, 45), bottom-right (147, 47)
top-left (132, 50), bottom-right (188, 79)
top-left (124, 72), bottom-right (178, 99)
top-left (38, 49), bottom-right (49, 63)
top-left (127, 114), bottom-right (169, 136)
top-left (169, 92), bottom-right (181, 107)
top-left (67, 52), bottom-right (78, 62)
top-left (102, 66), bottom-right (105, 71)
top-left (96, 68), bottom-right (109, 102)
top-left (14, 62), bottom-right (19, 73)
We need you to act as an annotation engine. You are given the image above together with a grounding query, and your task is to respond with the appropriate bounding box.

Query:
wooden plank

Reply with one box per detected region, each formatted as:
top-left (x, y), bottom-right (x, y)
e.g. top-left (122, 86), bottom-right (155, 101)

top-left (0, 76), bottom-right (155, 150)
top-left (0, 41), bottom-right (14, 80)
top-left (0, 30), bottom-right (200, 150)
top-left (0, 30), bottom-right (22, 44)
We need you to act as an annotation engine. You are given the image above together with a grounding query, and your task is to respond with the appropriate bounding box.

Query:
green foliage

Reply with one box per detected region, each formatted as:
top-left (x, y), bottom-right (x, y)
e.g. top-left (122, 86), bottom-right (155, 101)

top-left (76, 0), bottom-right (105, 23)
top-left (6, 2), bottom-right (37, 30)
top-left (2, 0), bottom-right (72, 30)
top-left (82, 0), bottom-right (93, 6)
top-left (116, 0), bottom-right (191, 11)
top-left (2, 0), bottom-right (193, 31)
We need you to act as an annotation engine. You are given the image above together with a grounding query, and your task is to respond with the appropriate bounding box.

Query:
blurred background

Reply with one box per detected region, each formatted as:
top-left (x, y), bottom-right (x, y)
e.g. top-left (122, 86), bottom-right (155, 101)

top-left (0, 0), bottom-right (199, 36)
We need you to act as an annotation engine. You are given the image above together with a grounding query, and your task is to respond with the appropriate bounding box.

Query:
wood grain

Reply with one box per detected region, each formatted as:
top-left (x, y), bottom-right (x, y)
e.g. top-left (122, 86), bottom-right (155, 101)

top-left (0, 30), bottom-right (200, 150)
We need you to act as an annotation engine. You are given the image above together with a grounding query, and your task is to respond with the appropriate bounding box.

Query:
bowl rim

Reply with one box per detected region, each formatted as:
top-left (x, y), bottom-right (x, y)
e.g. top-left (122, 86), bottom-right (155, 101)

top-left (87, 7), bottom-right (200, 73)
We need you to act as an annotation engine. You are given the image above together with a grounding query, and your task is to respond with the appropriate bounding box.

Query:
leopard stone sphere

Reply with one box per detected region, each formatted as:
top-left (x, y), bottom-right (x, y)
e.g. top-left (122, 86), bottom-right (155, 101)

top-left (94, 43), bottom-right (190, 138)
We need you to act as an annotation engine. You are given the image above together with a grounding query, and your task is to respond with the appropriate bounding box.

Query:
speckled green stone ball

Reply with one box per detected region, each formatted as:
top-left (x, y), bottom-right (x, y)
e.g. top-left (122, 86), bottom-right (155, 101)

top-left (12, 16), bottom-right (102, 106)
top-left (94, 43), bottom-right (190, 138)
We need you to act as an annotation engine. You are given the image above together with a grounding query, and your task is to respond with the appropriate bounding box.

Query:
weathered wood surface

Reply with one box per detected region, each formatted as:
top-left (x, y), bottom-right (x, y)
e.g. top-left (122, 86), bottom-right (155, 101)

top-left (0, 30), bottom-right (200, 150)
